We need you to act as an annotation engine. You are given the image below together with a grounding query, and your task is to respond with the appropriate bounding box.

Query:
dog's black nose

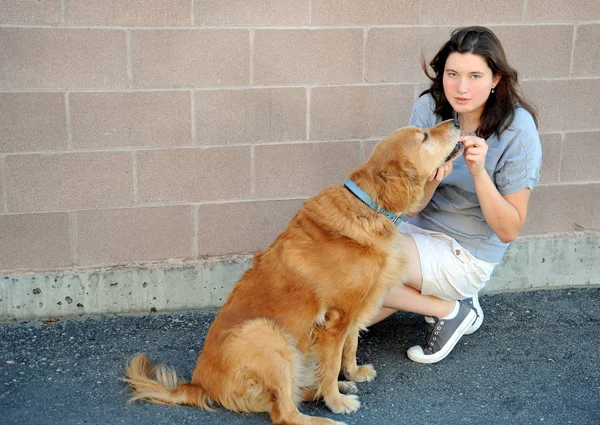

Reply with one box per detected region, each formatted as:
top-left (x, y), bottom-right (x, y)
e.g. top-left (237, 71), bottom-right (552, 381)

top-left (453, 118), bottom-right (460, 129)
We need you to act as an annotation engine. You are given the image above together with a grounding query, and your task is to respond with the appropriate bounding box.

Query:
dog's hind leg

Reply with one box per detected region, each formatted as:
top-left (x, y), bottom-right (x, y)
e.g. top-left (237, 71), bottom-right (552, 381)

top-left (269, 383), bottom-right (348, 425)
top-left (221, 319), bottom-right (345, 425)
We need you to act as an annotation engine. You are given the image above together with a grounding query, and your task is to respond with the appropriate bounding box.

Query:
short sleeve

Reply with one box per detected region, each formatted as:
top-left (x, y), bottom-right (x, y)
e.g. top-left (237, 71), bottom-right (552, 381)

top-left (494, 110), bottom-right (542, 195)
top-left (409, 94), bottom-right (437, 128)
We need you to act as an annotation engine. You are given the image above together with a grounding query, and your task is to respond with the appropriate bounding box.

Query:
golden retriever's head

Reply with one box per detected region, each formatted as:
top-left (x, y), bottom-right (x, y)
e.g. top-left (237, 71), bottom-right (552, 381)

top-left (348, 119), bottom-right (463, 214)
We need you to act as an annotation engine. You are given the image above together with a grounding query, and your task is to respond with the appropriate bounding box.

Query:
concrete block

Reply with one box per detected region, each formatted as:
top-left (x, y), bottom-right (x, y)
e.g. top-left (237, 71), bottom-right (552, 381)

top-left (539, 133), bottom-right (562, 185)
top-left (0, 93), bottom-right (67, 154)
top-left (131, 30), bottom-right (249, 88)
top-left (525, 0), bottom-right (600, 21)
top-left (70, 91), bottom-right (191, 149)
top-left (523, 183), bottom-right (600, 235)
top-left (76, 206), bottom-right (192, 267)
top-left (5, 152), bottom-right (133, 213)
top-left (195, 88), bottom-right (306, 145)
top-left (0, 0), bottom-right (61, 25)
top-left (311, 0), bottom-right (418, 25)
top-left (66, 0), bottom-right (190, 26)
top-left (560, 132), bottom-right (600, 182)
top-left (197, 199), bottom-right (304, 255)
top-left (0, 213), bottom-right (72, 272)
top-left (310, 85), bottom-right (413, 140)
top-left (366, 27), bottom-right (452, 83)
top-left (522, 79), bottom-right (600, 132)
top-left (195, 0), bottom-right (308, 26)
top-left (421, 0), bottom-right (523, 24)
top-left (0, 28), bottom-right (127, 89)
top-left (573, 24), bottom-right (600, 77)
top-left (253, 29), bottom-right (363, 85)
top-left (136, 146), bottom-right (251, 203)
top-left (493, 25), bottom-right (573, 79)
top-left (254, 142), bottom-right (360, 198)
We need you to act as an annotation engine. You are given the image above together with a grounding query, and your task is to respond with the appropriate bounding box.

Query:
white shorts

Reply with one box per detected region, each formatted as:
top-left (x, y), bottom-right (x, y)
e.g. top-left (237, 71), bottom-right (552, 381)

top-left (397, 222), bottom-right (497, 301)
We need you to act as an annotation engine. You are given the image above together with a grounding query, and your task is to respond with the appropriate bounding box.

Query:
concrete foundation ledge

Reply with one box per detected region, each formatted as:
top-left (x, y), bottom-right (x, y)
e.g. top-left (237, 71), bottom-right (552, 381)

top-left (1, 231), bottom-right (598, 322)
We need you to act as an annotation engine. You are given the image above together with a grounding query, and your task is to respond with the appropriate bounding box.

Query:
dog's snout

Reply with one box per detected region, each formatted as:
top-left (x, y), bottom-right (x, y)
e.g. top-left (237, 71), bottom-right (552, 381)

top-left (452, 117), bottom-right (460, 129)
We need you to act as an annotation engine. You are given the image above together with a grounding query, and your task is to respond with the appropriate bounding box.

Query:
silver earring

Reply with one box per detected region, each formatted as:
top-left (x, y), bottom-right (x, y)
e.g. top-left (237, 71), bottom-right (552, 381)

top-left (491, 87), bottom-right (495, 94)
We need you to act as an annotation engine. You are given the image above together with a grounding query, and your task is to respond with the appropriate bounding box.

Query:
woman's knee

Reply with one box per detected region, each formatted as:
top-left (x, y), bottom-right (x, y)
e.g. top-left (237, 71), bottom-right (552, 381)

top-left (400, 234), bottom-right (424, 291)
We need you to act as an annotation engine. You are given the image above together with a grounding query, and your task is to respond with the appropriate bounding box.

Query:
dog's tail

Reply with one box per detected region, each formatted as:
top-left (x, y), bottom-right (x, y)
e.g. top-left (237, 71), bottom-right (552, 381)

top-left (123, 353), bottom-right (213, 411)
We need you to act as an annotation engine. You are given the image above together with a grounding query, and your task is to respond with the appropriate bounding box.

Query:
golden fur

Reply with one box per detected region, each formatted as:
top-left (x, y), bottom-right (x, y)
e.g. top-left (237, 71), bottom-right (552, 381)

top-left (124, 120), bottom-right (462, 425)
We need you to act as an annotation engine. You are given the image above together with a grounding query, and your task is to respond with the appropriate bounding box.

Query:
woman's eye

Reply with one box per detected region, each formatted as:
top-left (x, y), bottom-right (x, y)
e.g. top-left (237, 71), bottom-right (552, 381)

top-left (471, 74), bottom-right (481, 80)
top-left (448, 72), bottom-right (457, 78)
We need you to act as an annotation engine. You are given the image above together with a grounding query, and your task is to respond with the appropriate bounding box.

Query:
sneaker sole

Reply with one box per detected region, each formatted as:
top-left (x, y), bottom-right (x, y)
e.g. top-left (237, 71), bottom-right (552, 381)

top-left (407, 309), bottom-right (477, 364)
top-left (464, 312), bottom-right (483, 335)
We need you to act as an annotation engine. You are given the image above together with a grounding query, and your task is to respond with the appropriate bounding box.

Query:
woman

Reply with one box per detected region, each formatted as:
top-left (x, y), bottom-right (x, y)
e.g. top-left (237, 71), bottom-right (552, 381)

top-left (371, 26), bottom-right (542, 364)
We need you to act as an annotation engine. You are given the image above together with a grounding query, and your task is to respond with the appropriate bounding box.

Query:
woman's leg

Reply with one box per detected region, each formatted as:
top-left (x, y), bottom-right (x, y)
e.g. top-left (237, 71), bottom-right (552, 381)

top-left (369, 234), bottom-right (455, 326)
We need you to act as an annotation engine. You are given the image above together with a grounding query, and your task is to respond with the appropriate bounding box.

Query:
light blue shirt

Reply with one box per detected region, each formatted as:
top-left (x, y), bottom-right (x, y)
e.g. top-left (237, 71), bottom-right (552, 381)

top-left (407, 94), bottom-right (542, 263)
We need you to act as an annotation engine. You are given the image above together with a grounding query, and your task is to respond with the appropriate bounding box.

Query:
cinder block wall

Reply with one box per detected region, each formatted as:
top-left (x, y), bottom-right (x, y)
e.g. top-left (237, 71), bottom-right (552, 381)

top-left (1, 1), bottom-right (599, 274)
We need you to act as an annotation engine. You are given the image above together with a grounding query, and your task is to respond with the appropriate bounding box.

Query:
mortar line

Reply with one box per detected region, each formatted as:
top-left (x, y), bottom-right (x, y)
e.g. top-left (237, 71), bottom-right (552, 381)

top-left (0, 76), bottom-right (598, 94)
top-left (2, 22), bottom-right (600, 30)
top-left (249, 29), bottom-right (255, 85)
top-left (131, 150), bottom-right (138, 206)
top-left (130, 151), bottom-right (139, 208)
top-left (0, 156), bottom-right (7, 212)
top-left (568, 24), bottom-right (578, 77)
top-left (65, 92), bottom-right (73, 149)
top-left (61, 0), bottom-right (66, 26)
top-left (250, 145), bottom-right (256, 196)
top-left (306, 87), bottom-right (311, 141)
top-left (0, 175), bottom-right (596, 217)
top-left (359, 140), bottom-right (365, 163)
top-left (362, 28), bottom-right (368, 82)
top-left (126, 29), bottom-right (133, 87)
top-left (190, 0), bottom-right (195, 26)
top-left (0, 198), bottom-right (311, 217)
top-left (558, 133), bottom-right (565, 183)
top-left (2, 128), bottom-right (599, 157)
top-left (190, 90), bottom-right (196, 146)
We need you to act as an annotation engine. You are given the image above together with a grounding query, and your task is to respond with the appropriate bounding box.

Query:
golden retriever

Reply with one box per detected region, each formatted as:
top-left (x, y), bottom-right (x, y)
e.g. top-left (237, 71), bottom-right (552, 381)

top-left (123, 119), bottom-right (463, 425)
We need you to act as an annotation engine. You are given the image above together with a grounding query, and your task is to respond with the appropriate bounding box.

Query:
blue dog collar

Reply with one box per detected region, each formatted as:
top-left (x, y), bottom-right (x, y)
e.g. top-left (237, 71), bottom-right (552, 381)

top-left (344, 179), bottom-right (403, 224)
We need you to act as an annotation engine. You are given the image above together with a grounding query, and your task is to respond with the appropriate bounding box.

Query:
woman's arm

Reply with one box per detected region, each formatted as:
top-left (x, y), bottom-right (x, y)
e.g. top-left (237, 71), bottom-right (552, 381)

top-left (472, 172), bottom-right (531, 242)
top-left (406, 162), bottom-right (453, 218)
top-left (463, 135), bottom-right (531, 242)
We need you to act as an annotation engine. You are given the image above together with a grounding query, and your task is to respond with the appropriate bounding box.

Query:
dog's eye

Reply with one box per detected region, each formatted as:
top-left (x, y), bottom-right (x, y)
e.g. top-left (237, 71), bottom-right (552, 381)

top-left (422, 133), bottom-right (429, 142)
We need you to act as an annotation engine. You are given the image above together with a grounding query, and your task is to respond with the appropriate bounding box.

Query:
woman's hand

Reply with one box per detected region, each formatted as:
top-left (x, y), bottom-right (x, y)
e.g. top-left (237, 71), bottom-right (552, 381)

top-left (428, 162), bottom-right (453, 183)
top-left (461, 135), bottom-right (489, 176)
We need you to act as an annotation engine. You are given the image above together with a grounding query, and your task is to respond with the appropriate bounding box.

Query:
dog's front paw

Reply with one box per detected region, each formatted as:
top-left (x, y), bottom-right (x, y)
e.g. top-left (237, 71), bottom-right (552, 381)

top-left (325, 394), bottom-right (360, 414)
top-left (338, 380), bottom-right (358, 394)
top-left (344, 364), bottom-right (376, 383)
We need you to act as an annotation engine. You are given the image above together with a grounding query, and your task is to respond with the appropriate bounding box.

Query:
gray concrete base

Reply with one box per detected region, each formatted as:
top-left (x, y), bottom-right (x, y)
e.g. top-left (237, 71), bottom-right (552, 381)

top-left (1, 232), bottom-right (598, 322)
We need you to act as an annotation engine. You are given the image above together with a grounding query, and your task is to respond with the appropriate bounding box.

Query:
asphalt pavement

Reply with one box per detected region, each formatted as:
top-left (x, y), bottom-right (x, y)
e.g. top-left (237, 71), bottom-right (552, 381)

top-left (1, 288), bottom-right (599, 425)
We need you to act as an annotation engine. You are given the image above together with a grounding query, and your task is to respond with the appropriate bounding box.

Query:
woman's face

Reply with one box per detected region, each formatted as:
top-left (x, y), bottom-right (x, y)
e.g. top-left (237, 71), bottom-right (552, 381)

top-left (443, 52), bottom-right (501, 117)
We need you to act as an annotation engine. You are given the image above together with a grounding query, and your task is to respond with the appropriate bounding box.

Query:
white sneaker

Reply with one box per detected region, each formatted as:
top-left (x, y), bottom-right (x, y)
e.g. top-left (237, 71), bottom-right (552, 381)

top-left (408, 300), bottom-right (477, 364)
top-left (463, 293), bottom-right (483, 335)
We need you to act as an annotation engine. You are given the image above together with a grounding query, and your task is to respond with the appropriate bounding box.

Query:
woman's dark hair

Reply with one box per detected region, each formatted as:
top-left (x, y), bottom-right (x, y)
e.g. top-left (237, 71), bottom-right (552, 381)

top-left (420, 26), bottom-right (538, 140)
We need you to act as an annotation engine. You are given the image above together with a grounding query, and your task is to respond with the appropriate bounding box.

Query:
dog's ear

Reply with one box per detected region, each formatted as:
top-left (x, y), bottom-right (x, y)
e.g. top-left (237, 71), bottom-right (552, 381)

top-left (376, 156), bottom-right (422, 213)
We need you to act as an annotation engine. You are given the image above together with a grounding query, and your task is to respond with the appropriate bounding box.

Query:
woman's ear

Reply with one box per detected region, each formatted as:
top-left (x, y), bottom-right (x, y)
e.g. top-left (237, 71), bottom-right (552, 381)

top-left (492, 74), bottom-right (502, 88)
